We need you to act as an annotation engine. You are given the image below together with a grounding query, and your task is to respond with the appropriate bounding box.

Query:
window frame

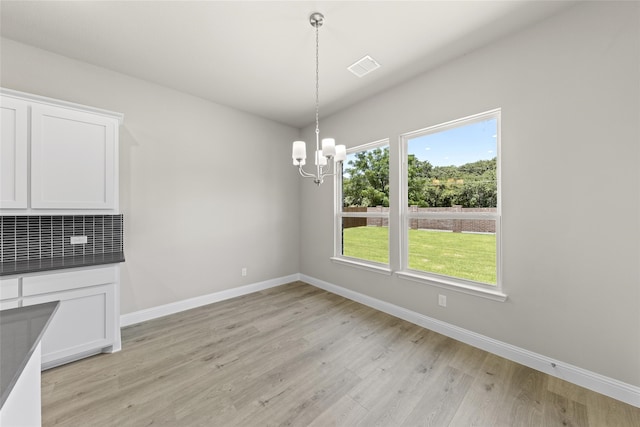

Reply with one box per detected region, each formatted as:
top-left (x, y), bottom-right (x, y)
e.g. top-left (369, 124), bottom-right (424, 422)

top-left (332, 139), bottom-right (392, 274)
top-left (398, 109), bottom-right (506, 300)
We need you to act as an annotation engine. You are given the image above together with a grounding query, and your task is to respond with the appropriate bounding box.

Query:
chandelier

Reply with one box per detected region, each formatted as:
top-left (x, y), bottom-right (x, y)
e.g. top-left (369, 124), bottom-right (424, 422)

top-left (292, 12), bottom-right (346, 186)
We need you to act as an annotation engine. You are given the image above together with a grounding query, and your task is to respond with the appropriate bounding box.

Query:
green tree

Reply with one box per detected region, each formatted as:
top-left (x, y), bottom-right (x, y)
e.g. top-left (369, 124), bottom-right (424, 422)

top-left (343, 149), bottom-right (497, 208)
top-left (423, 158), bottom-right (497, 208)
top-left (343, 147), bottom-right (389, 207)
top-left (407, 154), bottom-right (432, 206)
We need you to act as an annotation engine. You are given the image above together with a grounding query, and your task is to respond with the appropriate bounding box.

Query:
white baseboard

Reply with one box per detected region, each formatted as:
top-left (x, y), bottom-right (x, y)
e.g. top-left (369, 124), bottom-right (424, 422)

top-left (120, 274), bottom-right (300, 327)
top-left (300, 274), bottom-right (640, 408)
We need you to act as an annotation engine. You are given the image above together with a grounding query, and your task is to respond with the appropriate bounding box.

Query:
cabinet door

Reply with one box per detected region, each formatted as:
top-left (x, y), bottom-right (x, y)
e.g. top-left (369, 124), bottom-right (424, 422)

top-left (0, 97), bottom-right (28, 209)
top-left (22, 284), bottom-right (115, 368)
top-left (30, 104), bottom-right (116, 210)
top-left (0, 300), bottom-right (20, 310)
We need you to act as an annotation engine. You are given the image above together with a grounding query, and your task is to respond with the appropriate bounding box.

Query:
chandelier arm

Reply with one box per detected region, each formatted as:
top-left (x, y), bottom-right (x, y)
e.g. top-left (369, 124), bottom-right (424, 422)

top-left (322, 159), bottom-right (333, 176)
top-left (299, 160), bottom-right (343, 182)
top-left (320, 163), bottom-right (337, 180)
top-left (298, 165), bottom-right (318, 179)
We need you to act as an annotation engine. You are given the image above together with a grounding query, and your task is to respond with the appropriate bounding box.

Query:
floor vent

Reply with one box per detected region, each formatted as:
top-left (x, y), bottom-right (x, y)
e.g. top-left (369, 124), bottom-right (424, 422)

top-left (347, 55), bottom-right (381, 78)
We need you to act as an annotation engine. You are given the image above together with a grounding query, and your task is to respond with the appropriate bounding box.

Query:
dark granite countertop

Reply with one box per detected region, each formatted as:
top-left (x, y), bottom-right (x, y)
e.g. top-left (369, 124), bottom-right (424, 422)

top-left (0, 252), bottom-right (125, 276)
top-left (0, 301), bottom-right (59, 409)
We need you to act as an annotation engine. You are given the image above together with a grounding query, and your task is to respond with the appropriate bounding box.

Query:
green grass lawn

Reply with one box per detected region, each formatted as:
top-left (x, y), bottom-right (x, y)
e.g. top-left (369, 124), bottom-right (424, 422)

top-left (343, 226), bottom-right (496, 285)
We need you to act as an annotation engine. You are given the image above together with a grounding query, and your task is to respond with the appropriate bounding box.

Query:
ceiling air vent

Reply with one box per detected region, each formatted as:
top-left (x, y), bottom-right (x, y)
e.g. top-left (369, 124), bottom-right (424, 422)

top-left (347, 55), bottom-right (381, 78)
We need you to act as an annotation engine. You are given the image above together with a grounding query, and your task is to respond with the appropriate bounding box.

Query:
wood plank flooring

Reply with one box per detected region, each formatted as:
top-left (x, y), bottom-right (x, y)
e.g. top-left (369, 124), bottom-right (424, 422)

top-left (41, 281), bottom-right (640, 426)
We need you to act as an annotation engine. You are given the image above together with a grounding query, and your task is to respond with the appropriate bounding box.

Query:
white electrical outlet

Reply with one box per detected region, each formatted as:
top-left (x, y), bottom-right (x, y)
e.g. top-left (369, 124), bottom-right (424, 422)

top-left (438, 294), bottom-right (447, 307)
top-left (241, 267), bottom-right (247, 277)
top-left (70, 235), bottom-right (88, 245)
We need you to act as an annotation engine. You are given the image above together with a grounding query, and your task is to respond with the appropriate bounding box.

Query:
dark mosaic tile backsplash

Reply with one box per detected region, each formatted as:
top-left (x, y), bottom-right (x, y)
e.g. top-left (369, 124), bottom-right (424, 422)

top-left (0, 215), bottom-right (123, 263)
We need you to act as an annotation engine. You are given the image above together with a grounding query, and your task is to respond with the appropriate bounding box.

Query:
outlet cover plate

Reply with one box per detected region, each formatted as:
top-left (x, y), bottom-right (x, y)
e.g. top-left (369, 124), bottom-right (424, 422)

top-left (438, 294), bottom-right (447, 307)
top-left (70, 235), bottom-right (88, 245)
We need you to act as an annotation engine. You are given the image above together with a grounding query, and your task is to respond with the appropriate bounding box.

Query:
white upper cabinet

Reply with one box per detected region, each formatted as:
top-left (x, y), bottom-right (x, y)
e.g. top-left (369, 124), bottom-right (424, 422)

top-left (0, 97), bottom-right (28, 209)
top-left (31, 104), bottom-right (116, 210)
top-left (0, 88), bottom-right (123, 214)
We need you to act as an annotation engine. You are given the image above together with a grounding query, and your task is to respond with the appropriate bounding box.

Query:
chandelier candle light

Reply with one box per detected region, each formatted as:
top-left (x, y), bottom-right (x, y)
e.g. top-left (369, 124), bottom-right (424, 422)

top-left (292, 12), bottom-right (346, 186)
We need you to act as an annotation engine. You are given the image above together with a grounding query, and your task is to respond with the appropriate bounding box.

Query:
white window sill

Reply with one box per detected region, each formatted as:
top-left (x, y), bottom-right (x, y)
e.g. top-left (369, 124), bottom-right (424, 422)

top-left (330, 257), bottom-right (392, 275)
top-left (396, 270), bottom-right (508, 302)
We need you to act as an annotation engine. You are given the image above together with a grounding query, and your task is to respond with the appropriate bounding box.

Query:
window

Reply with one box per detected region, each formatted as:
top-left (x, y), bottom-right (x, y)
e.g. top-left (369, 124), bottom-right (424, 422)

top-left (400, 110), bottom-right (501, 293)
top-left (333, 140), bottom-right (390, 272)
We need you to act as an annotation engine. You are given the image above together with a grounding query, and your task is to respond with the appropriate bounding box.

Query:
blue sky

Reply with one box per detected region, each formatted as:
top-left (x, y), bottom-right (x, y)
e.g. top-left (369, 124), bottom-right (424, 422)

top-left (343, 118), bottom-right (497, 172)
top-left (408, 118), bottom-right (497, 167)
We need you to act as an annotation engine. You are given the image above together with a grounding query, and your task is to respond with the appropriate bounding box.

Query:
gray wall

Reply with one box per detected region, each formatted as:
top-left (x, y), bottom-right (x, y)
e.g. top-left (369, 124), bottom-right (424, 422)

top-left (299, 1), bottom-right (640, 386)
top-left (0, 38), bottom-right (301, 315)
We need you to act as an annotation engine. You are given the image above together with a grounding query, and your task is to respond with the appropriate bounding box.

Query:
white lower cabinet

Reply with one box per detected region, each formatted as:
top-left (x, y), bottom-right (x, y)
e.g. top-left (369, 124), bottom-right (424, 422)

top-left (23, 284), bottom-right (116, 368)
top-left (2, 265), bottom-right (121, 369)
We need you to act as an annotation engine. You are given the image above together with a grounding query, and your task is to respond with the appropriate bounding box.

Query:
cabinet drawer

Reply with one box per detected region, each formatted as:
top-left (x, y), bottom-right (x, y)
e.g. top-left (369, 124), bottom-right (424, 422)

top-left (0, 300), bottom-right (20, 310)
top-left (22, 267), bottom-right (115, 296)
top-left (0, 277), bottom-right (20, 301)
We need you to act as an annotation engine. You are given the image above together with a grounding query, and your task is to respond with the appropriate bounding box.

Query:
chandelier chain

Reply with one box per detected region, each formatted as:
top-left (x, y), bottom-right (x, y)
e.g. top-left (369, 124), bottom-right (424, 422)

top-left (315, 22), bottom-right (320, 137)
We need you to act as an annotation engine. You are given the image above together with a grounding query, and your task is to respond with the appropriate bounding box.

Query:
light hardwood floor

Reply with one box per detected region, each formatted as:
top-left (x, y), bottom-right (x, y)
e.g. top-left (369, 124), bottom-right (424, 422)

top-left (42, 281), bottom-right (639, 426)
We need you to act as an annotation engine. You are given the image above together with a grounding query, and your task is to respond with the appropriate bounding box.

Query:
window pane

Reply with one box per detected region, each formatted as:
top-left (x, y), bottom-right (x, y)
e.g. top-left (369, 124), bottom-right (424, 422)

top-left (342, 219), bottom-right (389, 264)
top-left (407, 220), bottom-right (497, 285)
top-left (342, 146), bottom-right (389, 211)
top-left (340, 142), bottom-right (390, 265)
top-left (407, 119), bottom-right (497, 208)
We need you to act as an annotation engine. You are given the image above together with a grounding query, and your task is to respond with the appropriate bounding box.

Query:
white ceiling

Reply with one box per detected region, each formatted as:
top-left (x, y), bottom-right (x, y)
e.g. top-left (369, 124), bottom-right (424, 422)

top-left (0, 1), bottom-right (577, 128)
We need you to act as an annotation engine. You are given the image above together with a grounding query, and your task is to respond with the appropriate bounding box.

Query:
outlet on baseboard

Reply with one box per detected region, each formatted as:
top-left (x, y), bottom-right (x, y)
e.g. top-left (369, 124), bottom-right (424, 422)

top-left (70, 235), bottom-right (88, 245)
top-left (438, 294), bottom-right (447, 307)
